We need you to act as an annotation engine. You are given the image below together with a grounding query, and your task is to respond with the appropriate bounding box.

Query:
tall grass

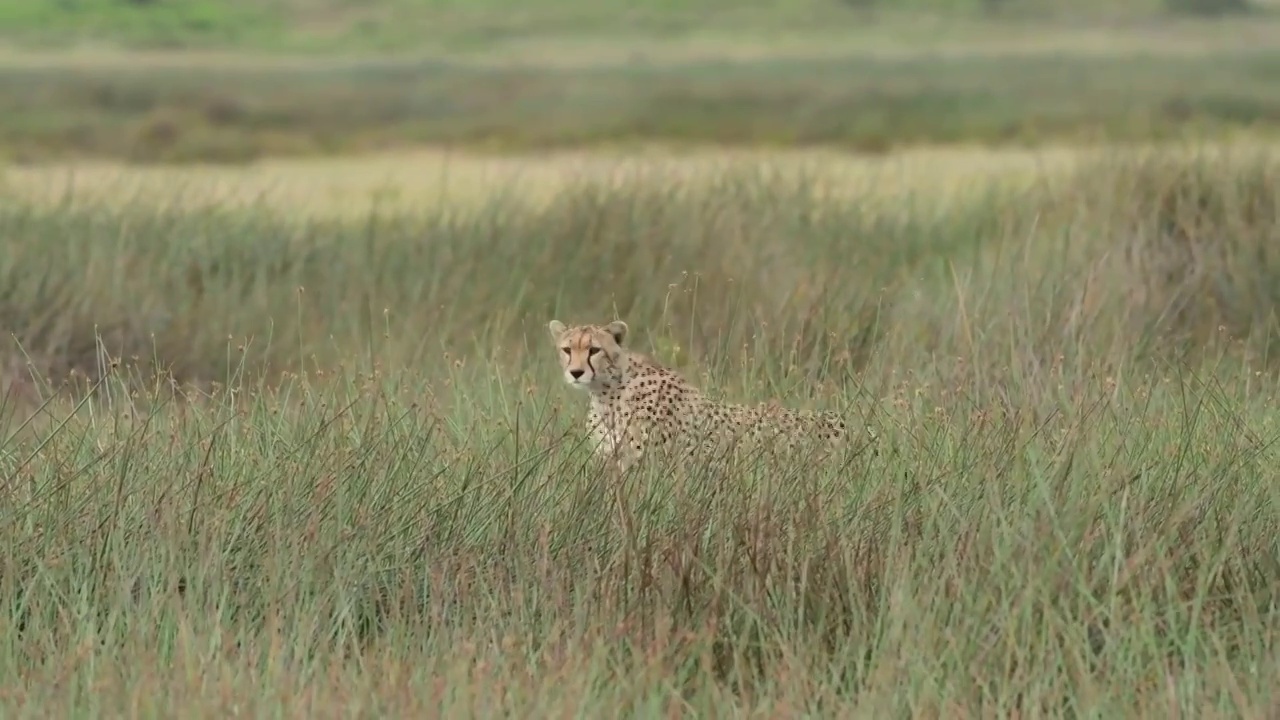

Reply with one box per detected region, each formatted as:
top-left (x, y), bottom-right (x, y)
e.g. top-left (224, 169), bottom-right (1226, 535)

top-left (1, 149), bottom-right (1278, 714)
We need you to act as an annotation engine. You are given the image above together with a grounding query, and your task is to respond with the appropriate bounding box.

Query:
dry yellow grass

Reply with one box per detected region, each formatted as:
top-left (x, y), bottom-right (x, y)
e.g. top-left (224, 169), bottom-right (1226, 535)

top-left (0, 145), bottom-right (1096, 220)
top-left (5, 141), bottom-right (1269, 220)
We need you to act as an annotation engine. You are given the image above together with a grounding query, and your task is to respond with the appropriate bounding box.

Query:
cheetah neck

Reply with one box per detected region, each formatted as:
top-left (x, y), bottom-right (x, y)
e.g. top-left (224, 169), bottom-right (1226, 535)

top-left (584, 352), bottom-right (635, 410)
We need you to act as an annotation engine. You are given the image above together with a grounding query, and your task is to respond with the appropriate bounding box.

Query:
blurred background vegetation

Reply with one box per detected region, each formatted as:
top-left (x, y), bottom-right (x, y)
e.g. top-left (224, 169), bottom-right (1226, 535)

top-left (0, 0), bottom-right (1276, 162)
top-left (0, 0), bottom-right (1265, 52)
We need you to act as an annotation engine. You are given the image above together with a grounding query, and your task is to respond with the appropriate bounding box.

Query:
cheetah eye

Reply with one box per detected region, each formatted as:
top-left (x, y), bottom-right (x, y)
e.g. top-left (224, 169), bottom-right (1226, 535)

top-left (560, 347), bottom-right (570, 355)
top-left (588, 347), bottom-right (601, 356)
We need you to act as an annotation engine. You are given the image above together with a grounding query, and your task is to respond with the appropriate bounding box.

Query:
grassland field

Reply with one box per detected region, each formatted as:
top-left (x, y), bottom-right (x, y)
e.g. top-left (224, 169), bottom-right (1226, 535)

top-left (2, 2), bottom-right (1280, 716)
top-left (1, 140), bottom-right (1279, 715)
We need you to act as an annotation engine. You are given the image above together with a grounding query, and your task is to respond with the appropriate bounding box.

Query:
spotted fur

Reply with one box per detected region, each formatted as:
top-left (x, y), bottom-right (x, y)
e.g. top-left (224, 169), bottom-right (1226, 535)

top-left (548, 319), bottom-right (849, 471)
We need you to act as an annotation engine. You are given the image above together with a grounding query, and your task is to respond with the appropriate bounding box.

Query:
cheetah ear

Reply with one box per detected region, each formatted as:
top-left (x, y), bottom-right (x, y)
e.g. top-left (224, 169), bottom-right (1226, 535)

top-left (548, 320), bottom-right (567, 341)
top-left (606, 320), bottom-right (628, 345)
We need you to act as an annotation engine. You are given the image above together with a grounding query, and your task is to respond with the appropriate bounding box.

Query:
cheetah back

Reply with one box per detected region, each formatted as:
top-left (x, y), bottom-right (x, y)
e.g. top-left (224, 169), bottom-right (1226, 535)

top-left (619, 361), bottom-right (847, 465)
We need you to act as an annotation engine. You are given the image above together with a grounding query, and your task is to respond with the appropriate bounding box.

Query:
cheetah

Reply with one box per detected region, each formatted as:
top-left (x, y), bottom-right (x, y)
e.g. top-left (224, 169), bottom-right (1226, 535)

top-left (548, 319), bottom-right (852, 473)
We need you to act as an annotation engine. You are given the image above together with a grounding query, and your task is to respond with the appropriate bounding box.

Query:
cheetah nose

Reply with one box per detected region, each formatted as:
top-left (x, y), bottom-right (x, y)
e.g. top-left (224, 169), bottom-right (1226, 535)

top-left (569, 369), bottom-right (585, 380)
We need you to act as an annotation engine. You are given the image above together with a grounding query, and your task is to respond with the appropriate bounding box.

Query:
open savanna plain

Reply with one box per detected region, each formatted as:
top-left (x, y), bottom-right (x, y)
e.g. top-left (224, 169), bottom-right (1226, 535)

top-left (2, 140), bottom-right (1279, 716)
top-left (4, 3), bottom-right (1280, 711)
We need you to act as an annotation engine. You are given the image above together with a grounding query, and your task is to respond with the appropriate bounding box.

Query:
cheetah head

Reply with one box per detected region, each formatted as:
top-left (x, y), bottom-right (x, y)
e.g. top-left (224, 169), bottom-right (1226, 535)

top-left (547, 319), bottom-right (629, 391)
